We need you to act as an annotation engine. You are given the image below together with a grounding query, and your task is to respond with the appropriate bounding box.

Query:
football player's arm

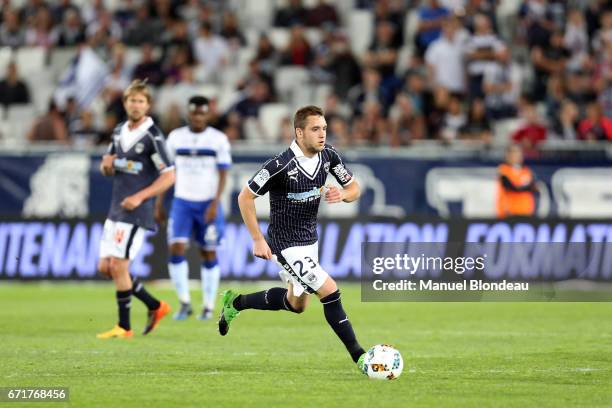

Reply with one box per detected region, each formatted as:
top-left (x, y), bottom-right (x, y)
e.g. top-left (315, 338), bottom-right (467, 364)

top-left (238, 186), bottom-right (272, 260)
top-left (325, 179), bottom-right (361, 204)
top-left (100, 142), bottom-right (116, 176)
top-left (205, 168), bottom-right (228, 223)
top-left (122, 168), bottom-right (176, 210)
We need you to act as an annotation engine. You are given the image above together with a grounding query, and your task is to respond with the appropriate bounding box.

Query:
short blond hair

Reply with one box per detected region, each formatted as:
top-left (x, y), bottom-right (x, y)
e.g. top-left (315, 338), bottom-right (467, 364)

top-left (123, 79), bottom-right (152, 103)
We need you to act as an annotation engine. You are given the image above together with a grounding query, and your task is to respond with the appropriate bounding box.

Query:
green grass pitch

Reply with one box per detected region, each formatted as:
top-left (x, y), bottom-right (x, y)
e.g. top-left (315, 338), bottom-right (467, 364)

top-left (1, 282), bottom-right (611, 407)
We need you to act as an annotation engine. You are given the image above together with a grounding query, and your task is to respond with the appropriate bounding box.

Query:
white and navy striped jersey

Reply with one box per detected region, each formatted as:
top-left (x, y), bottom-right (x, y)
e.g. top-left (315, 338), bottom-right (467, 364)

top-left (247, 141), bottom-right (354, 253)
top-left (107, 117), bottom-right (174, 231)
top-left (166, 126), bottom-right (232, 202)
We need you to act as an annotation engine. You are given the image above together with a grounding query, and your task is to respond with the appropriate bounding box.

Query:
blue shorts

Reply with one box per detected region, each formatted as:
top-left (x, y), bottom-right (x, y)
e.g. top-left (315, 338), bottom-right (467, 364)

top-left (168, 197), bottom-right (225, 250)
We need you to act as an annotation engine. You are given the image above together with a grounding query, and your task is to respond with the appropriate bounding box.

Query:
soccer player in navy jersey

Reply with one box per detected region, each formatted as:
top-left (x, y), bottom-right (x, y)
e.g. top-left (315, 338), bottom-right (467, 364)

top-left (218, 105), bottom-right (367, 372)
top-left (96, 80), bottom-right (175, 339)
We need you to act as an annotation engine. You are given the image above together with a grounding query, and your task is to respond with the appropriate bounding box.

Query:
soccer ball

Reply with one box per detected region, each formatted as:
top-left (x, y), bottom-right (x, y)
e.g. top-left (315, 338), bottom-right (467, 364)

top-left (363, 344), bottom-right (403, 380)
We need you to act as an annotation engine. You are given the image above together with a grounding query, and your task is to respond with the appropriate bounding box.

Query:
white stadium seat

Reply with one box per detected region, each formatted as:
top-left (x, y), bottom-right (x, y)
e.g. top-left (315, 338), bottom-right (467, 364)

top-left (15, 47), bottom-right (46, 77)
top-left (348, 10), bottom-right (373, 58)
top-left (259, 103), bottom-right (290, 141)
top-left (274, 66), bottom-right (309, 103)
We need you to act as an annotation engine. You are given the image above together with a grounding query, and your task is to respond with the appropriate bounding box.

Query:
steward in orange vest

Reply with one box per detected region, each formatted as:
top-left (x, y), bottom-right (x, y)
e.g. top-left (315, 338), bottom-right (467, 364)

top-left (496, 145), bottom-right (537, 218)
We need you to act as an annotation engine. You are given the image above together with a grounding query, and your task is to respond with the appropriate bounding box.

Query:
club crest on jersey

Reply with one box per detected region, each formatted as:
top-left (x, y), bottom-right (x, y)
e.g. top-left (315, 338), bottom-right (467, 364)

top-left (253, 169), bottom-right (270, 187)
top-left (287, 168), bottom-right (298, 181)
top-left (135, 142), bottom-right (144, 154)
top-left (324, 162), bottom-right (330, 173)
top-left (114, 229), bottom-right (125, 244)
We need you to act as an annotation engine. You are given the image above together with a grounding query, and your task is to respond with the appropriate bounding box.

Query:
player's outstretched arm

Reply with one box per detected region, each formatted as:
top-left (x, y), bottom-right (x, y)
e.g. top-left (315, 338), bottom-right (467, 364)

top-left (100, 154), bottom-right (116, 177)
top-left (238, 186), bottom-right (272, 260)
top-left (325, 179), bottom-right (361, 204)
top-left (121, 169), bottom-right (176, 210)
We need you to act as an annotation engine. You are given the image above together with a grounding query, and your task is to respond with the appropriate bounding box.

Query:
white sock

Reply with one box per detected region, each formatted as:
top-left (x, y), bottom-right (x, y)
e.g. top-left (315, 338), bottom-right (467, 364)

top-left (168, 260), bottom-right (190, 304)
top-left (201, 263), bottom-right (220, 311)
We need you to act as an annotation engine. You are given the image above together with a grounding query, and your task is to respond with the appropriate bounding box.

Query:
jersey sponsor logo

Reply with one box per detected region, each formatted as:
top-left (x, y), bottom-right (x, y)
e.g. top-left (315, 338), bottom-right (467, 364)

top-left (252, 169), bottom-right (270, 187)
top-left (287, 187), bottom-right (324, 203)
top-left (287, 168), bottom-right (298, 181)
top-left (114, 158), bottom-right (143, 174)
top-left (324, 162), bottom-right (330, 174)
top-left (135, 142), bottom-right (144, 154)
top-left (332, 164), bottom-right (351, 184)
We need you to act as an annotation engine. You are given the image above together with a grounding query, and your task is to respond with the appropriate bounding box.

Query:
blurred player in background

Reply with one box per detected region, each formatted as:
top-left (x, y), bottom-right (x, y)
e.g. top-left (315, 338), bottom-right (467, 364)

top-left (97, 80), bottom-right (175, 339)
top-left (156, 96), bottom-right (232, 320)
top-left (218, 105), bottom-right (367, 372)
top-left (497, 144), bottom-right (537, 218)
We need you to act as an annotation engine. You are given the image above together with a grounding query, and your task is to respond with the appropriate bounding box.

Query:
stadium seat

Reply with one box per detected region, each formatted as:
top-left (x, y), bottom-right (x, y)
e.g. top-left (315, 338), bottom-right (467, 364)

top-left (274, 66), bottom-right (309, 103)
top-left (5, 104), bottom-right (36, 147)
top-left (49, 47), bottom-right (78, 79)
top-left (403, 9), bottom-right (419, 55)
top-left (235, 0), bottom-right (274, 30)
top-left (304, 28), bottom-right (323, 47)
top-left (0, 47), bottom-right (13, 75)
top-left (15, 47), bottom-right (46, 77)
top-left (268, 28), bottom-right (290, 50)
top-left (348, 10), bottom-right (373, 58)
top-left (25, 71), bottom-right (55, 113)
top-left (259, 103), bottom-right (290, 141)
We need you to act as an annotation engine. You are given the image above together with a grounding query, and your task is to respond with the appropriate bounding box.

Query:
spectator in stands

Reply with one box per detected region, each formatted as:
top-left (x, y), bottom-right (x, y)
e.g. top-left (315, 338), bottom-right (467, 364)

top-left (565, 68), bottom-right (596, 115)
top-left (592, 10), bottom-right (612, 54)
top-left (27, 100), bottom-right (69, 144)
top-left (496, 144), bottom-right (537, 218)
top-left (364, 20), bottom-right (399, 83)
top-left (220, 11), bottom-right (246, 48)
top-left (347, 67), bottom-right (393, 116)
top-left (389, 93), bottom-right (426, 146)
top-left (132, 43), bottom-right (163, 86)
top-left (123, 6), bottom-right (163, 46)
top-left (0, 8), bottom-right (25, 47)
top-left (327, 116), bottom-right (350, 148)
top-left (86, 9), bottom-right (122, 51)
top-left (465, 13), bottom-right (506, 100)
top-left (51, 0), bottom-right (80, 24)
top-left (553, 99), bottom-right (579, 140)
top-left (231, 80), bottom-right (272, 139)
top-left (162, 45), bottom-right (192, 84)
top-left (273, 0), bottom-right (307, 28)
top-left (578, 100), bottom-right (612, 141)
top-left (352, 100), bottom-right (390, 145)
top-left (482, 48), bottom-right (519, 120)
top-left (193, 21), bottom-right (229, 83)
top-left (373, 0), bottom-right (404, 48)
top-left (112, 0), bottom-right (137, 28)
top-left (425, 16), bottom-right (467, 106)
top-left (70, 109), bottom-right (101, 148)
top-left (280, 25), bottom-right (312, 66)
top-left (254, 34), bottom-right (280, 76)
top-left (531, 29), bottom-right (568, 101)
top-left (161, 20), bottom-right (194, 66)
top-left (327, 34), bottom-right (361, 99)
top-left (459, 98), bottom-right (492, 143)
top-left (25, 6), bottom-right (57, 48)
top-left (512, 100), bottom-right (547, 151)
top-left (55, 8), bottom-right (84, 47)
top-left (306, 0), bottom-right (339, 28)
top-left (415, 0), bottom-right (449, 57)
top-left (519, 0), bottom-right (555, 49)
top-left (0, 61), bottom-right (30, 107)
top-left (564, 9), bottom-right (590, 72)
top-left (438, 94), bottom-right (467, 143)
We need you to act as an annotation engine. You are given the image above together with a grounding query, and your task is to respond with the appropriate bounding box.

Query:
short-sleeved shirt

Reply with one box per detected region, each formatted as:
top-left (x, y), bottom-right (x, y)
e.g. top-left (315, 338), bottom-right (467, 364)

top-left (107, 117), bottom-right (174, 231)
top-left (247, 141), bottom-right (354, 254)
top-left (166, 125), bottom-right (232, 202)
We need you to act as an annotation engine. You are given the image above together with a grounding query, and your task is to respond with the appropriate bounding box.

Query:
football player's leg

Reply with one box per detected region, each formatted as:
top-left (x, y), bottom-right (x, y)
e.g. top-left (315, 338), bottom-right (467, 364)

top-left (196, 206), bottom-right (224, 320)
top-left (109, 257), bottom-right (133, 332)
top-left (317, 276), bottom-right (366, 364)
top-left (167, 199), bottom-right (192, 317)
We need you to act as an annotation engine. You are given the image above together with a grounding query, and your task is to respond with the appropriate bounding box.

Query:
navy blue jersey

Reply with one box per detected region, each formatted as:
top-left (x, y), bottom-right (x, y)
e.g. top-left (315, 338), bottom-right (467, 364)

top-left (106, 117), bottom-right (173, 231)
top-left (247, 141), bottom-right (354, 253)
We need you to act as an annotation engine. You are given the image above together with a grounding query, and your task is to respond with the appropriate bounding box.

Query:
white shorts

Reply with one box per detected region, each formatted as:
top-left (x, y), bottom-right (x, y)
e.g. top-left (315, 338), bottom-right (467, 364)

top-left (99, 219), bottom-right (146, 260)
top-left (273, 242), bottom-right (329, 297)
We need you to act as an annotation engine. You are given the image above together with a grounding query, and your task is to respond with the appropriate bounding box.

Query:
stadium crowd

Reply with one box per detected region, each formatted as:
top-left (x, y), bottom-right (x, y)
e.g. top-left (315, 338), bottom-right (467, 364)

top-left (1, 0), bottom-right (612, 150)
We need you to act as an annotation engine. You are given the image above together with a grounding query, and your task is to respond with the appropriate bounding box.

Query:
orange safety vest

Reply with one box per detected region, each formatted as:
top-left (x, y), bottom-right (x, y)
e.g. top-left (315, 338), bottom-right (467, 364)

top-left (496, 164), bottom-right (535, 218)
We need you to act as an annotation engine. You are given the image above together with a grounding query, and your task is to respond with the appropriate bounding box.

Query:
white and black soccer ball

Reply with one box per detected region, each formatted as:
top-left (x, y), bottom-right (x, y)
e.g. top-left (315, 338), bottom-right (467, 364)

top-left (363, 344), bottom-right (403, 380)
